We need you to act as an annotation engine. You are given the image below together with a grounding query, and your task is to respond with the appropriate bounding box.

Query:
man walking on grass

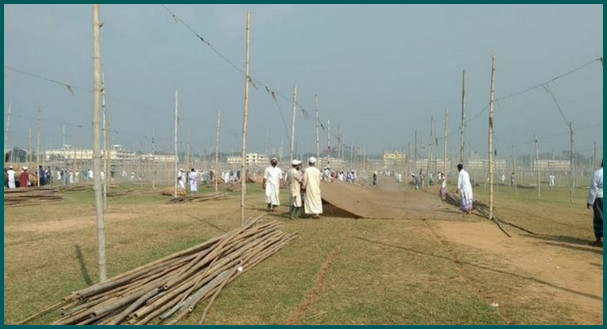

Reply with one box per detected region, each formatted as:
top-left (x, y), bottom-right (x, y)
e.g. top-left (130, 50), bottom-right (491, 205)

top-left (286, 159), bottom-right (303, 219)
top-left (587, 160), bottom-right (603, 247)
top-left (457, 164), bottom-right (473, 214)
top-left (263, 157), bottom-right (282, 212)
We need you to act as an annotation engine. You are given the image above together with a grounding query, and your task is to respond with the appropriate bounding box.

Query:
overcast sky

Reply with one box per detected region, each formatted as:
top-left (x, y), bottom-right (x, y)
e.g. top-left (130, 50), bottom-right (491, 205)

top-left (4, 4), bottom-right (603, 159)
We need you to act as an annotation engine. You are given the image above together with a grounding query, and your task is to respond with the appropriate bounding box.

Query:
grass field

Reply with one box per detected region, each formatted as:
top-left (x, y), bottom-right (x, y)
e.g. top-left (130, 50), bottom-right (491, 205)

top-left (3, 178), bottom-right (603, 325)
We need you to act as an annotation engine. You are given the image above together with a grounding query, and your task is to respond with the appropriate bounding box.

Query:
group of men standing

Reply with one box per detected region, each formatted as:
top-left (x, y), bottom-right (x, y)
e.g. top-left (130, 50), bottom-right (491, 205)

top-left (4, 165), bottom-right (30, 189)
top-left (262, 156), bottom-right (323, 220)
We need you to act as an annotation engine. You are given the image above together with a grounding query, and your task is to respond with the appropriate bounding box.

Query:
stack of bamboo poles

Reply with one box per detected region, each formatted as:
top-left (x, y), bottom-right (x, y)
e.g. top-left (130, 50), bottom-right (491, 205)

top-left (50, 217), bottom-right (295, 325)
top-left (4, 188), bottom-right (63, 206)
top-left (169, 192), bottom-right (229, 204)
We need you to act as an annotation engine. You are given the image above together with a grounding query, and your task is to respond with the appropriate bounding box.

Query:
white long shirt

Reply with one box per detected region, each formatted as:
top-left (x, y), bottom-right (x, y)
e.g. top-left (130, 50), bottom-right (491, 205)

top-left (587, 167), bottom-right (603, 205)
top-left (264, 166), bottom-right (283, 205)
top-left (457, 169), bottom-right (473, 199)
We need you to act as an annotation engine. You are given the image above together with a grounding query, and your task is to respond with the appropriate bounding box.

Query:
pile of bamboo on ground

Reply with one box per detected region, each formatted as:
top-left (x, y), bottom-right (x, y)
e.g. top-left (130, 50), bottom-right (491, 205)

top-left (4, 188), bottom-right (63, 206)
top-left (169, 192), bottom-right (229, 204)
top-left (160, 188), bottom-right (186, 197)
top-left (52, 217), bottom-right (296, 325)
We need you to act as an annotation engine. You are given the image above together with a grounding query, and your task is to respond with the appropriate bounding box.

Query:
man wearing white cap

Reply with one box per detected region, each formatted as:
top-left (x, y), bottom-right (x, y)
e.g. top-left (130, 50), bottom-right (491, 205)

top-left (263, 157), bottom-right (283, 212)
top-left (286, 159), bottom-right (303, 219)
top-left (303, 157), bottom-right (323, 219)
top-left (7, 165), bottom-right (16, 189)
top-left (177, 169), bottom-right (186, 190)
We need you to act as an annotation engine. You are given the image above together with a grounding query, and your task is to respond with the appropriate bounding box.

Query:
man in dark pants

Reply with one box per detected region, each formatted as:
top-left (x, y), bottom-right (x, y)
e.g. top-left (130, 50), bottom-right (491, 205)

top-left (586, 161), bottom-right (603, 247)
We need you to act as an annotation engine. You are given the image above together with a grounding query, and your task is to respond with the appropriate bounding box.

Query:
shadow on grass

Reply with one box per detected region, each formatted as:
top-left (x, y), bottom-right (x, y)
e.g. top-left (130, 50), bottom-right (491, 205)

top-left (74, 245), bottom-right (93, 286)
top-left (353, 236), bottom-right (603, 302)
top-left (525, 234), bottom-right (604, 255)
top-left (541, 241), bottom-right (603, 256)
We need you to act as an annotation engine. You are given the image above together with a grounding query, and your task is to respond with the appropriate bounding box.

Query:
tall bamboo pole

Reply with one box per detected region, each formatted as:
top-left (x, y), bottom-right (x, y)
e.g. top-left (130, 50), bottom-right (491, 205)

top-left (36, 104), bottom-right (41, 187)
top-left (488, 55), bottom-right (496, 221)
top-left (240, 11), bottom-right (251, 225)
top-left (443, 108), bottom-right (448, 178)
top-left (569, 122), bottom-right (574, 204)
top-left (214, 109), bottom-right (221, 193)
top-left (460, 70), bottom-right (466, 165)
top-left (4, 103), bottom-right (11, 164)
top-left (433, 116), bottom-right (438, 176)
top-left (315, 94), bottom-right (320, 159)
top-left (101, 71), bottom-right (107, 210)
top-left (92, 3), bottom-right (106, 282)
top-left (186, 129), bottom-right (191, 170)
top-left (105, 114), bottom-right (110, 188)
top-left (427, 116), bottom-right (433, 186)
top-left (152, 128), bottom-right (156, 189)
top-left (289, 85), bottom-right (297, 162)
top-left (327, 119), bottom-right (331, 166)
top-left (28, 128), bottom-right (32, 172)
top-left (414, 130), bottom-right (417, 173)
top-left (174, 90), bottom-right (179, 199)
top-left (535, 134), bottom-right (540, 199)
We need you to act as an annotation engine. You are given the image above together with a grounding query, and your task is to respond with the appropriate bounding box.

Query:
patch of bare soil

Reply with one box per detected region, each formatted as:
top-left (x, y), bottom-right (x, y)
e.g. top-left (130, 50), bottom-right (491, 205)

top-left (434, 220), bottom-right (603, 325)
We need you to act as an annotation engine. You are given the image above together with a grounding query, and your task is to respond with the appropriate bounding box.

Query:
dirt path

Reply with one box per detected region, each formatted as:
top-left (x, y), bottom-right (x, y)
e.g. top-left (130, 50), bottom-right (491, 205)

top-left (434, 220), bottom-right (603, 324)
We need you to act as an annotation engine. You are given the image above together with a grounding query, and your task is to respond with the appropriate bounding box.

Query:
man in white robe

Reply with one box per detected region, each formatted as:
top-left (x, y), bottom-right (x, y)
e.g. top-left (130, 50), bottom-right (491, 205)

top-left (286, 160), bottom-right (303, 219)
top-left (457, 164), bottom-right (473, 214)
top-left (188, 168), bottom-right (198, 193)
top-left (177, 169), bottom-right (186, 190)
top-left (263, 157), bottom-right (283, 212)
top-left (303, 157), bottom-right (323, 219)
top-left (7, 166), bottom-right (16, 189)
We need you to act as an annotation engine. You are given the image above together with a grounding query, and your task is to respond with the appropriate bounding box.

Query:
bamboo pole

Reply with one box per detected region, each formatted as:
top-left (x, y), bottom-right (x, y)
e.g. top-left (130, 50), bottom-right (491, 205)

top-left (174, 89), bottom-right (179, 199)
top-left (427, 116), bottom-right (432, 186)
top-left (92, 3), bottom-right (107, 282)
top-left (152, 128), bottom-right (156, 189)
top-left (4, 103), bottom-right (11, 164)
top-left (460, 70), bottom-right (466, 165)
top-left (443, 108), bottom-right (448, 178)
top-left (28, 128), bottom-right (32, 173)
top-left (290, 85), bottom-right (297, 162)
top-left (101, 71), bottom-right (107, 210)
top-left (327, 119), bottom-right (331, 166)
top-left (36, 104), bottom-right (41, 187)
top-left (214, 109), bottom-right (220, 193)
top-left (569, 122), bottom-right (574, 203)
top-left (535, 134), bottom-right (540, 199)
top-left (186, 129), bottom-right (191, 170)
top-left (315, 94), bottom-right (320, 159)
top-left (488, 55), bottom-right (496, 221)
top-left (240, 11), bottom-right (251, 225)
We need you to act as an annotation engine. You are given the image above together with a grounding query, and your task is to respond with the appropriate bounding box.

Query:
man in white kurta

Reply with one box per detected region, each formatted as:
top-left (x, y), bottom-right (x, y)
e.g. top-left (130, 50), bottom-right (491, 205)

top-left (457, 164), bottom-right (473, 214)
top-left (177, 169), bottom-right (186, 190)
top-left (263, 158), bottom-right (283, 212)
top-left (286, 160), bottom-right (303, 219)
top-left (7, 166), bottom-right (16, 189)
top-left (188, 168), bottom-right (198, 193)
top-left (303, 157), bottom-right (323, 219)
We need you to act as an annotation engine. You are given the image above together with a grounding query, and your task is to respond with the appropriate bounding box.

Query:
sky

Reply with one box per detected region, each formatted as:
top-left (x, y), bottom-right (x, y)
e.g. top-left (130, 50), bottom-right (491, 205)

top-left (3, 4), bottom-right (603, 159)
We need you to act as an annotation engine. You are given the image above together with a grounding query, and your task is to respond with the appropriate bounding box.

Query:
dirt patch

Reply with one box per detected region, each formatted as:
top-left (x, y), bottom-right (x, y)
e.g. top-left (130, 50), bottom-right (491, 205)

top-left (434, 220), bottom-right (603, 324)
